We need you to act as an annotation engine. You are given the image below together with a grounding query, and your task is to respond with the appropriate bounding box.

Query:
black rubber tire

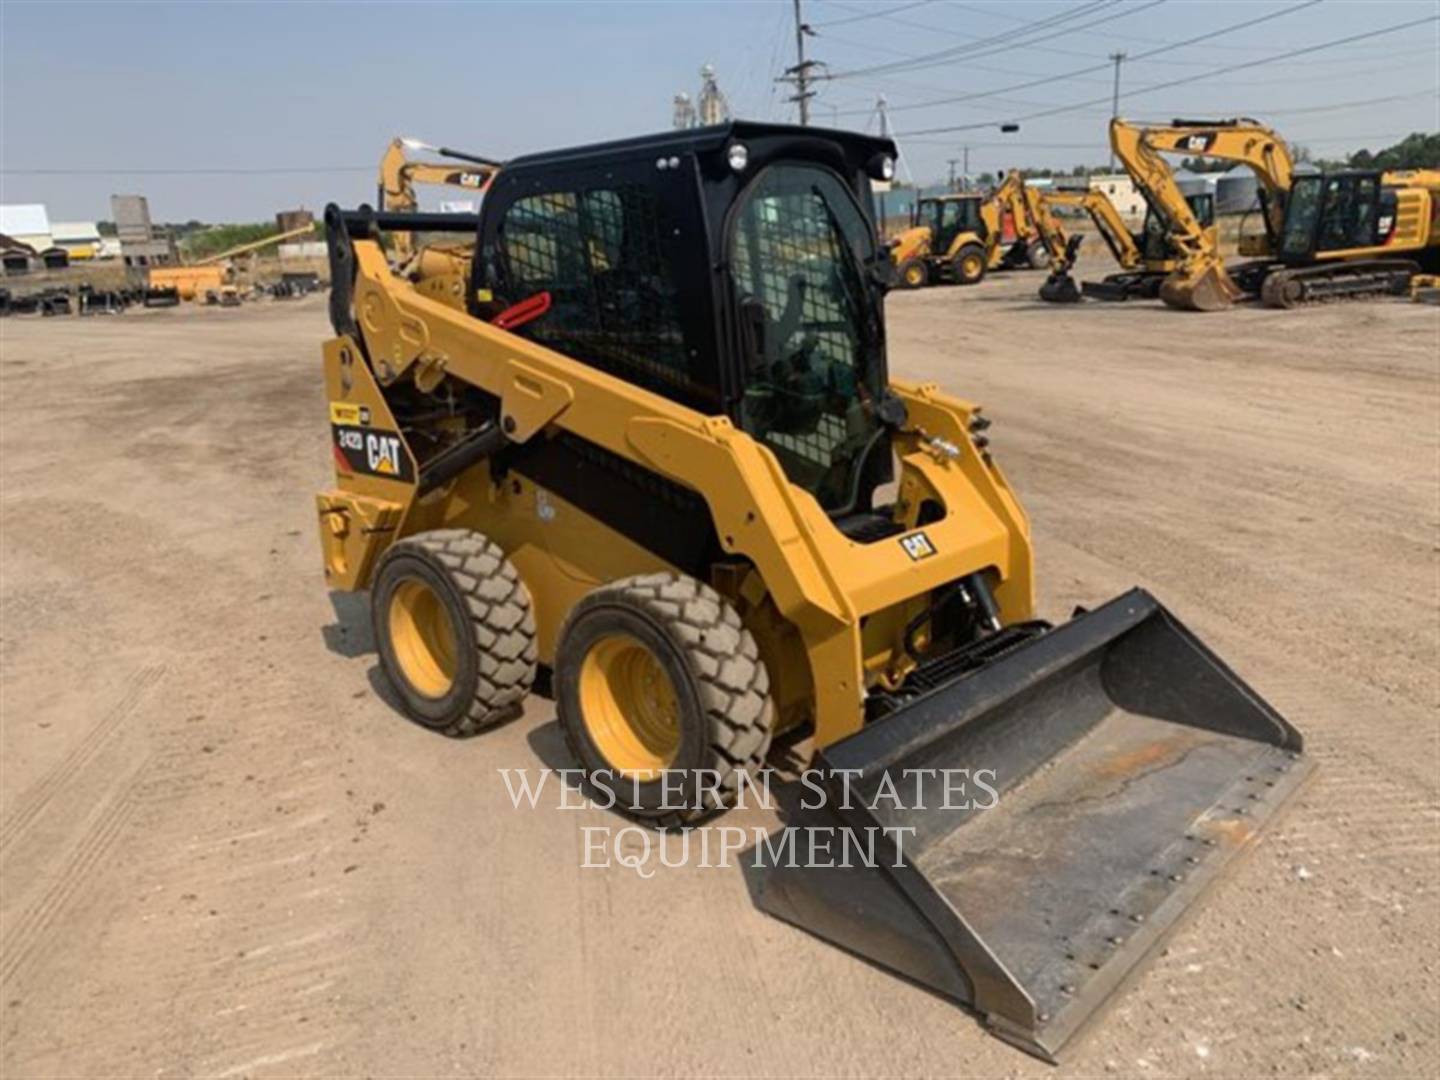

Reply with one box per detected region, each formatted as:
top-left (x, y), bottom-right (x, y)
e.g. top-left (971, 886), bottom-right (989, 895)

top-left (954, 243), bottom-right (987, 285)
top-left (896, 258), bottom-right (929, 290)
top-left (372, 529), bottom-right (537, 736)
top-left (556, 573), bottom-right (774, 827)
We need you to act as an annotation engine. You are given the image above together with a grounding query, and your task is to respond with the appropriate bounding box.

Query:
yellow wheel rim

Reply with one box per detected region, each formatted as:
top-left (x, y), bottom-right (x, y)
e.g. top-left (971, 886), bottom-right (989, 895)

top-left (579, 632), bottom-right (681, 780)
top-left (905, 266), bottom-right (923, 286)
top-left (388, 578), bottom-right (458, 698)
top-left (962, 255), bottom-right (982, 279)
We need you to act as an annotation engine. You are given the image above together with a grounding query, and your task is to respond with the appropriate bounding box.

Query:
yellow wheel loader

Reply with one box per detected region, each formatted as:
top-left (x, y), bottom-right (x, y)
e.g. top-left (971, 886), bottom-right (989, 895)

top-left (315, 121), bottom-right (1311, 1061)
top-left (1115, 118), bottom-right (1439, 311)
top-left (889, 171), bottom-right (1052, 289)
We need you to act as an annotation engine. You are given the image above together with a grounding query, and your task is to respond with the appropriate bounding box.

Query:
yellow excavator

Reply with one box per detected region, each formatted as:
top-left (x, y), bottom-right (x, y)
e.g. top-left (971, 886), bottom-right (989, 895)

top-left (378, 136), bottom-right (503, 263)
top-left (1035, 186), bottom-right (1216, 303)
top-left (1115, 118), bottom-right (1439, 310)
top-left (890, 170), bottom-right (1054, 288)
top-left (316, 121), bottom-right (1311, 1060)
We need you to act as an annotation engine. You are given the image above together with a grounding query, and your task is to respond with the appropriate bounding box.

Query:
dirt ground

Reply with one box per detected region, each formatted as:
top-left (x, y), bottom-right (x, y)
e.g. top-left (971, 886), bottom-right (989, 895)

top-left (1, 264), bottom-right (1436, 1078)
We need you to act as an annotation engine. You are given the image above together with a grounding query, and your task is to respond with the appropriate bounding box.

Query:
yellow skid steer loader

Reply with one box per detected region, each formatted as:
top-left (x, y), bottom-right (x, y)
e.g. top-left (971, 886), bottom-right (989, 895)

top-left (315, 121), bottom-right (1311, 1061)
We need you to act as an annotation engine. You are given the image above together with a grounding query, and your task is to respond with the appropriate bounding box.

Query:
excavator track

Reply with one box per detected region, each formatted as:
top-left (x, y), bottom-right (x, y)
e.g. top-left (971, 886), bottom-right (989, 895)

top-left (1260, 259), bottom-right (1418, 308)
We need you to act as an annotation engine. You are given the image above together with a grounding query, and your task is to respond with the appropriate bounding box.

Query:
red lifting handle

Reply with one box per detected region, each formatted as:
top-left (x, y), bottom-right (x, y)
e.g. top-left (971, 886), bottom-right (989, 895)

top-left (492, 291), bottom-right (552, 331)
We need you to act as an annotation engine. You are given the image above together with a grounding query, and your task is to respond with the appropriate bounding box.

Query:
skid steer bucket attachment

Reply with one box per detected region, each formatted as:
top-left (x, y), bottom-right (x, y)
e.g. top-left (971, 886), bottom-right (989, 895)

top-left (754, 589), bottom-right (1312, 1062)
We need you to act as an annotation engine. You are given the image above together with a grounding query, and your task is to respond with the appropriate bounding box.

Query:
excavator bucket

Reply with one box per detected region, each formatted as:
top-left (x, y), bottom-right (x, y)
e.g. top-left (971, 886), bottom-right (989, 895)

top-left (1038, 271), bottom-right (1081, 303)
top-left (1159, 263), bottom-right (1244, 312)
top-left (754, 589), bottom-right (1312, 1062)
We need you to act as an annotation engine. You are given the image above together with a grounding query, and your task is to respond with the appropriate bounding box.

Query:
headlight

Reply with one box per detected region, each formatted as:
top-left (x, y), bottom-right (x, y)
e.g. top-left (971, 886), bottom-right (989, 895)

top-left (727, 142), bottom-right (749, 173)
top-left (878, 155), bottom-right (896, 181)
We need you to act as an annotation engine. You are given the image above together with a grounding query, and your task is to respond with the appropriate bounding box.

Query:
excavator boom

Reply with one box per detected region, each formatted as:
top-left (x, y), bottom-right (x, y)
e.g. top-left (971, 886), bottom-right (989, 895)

top-left (1141, 118), bottom-right (1294, 253)
top-left (1110, 118), bottom-right (1243, 312)
top-left (378, 136), bottom-right (503, 264)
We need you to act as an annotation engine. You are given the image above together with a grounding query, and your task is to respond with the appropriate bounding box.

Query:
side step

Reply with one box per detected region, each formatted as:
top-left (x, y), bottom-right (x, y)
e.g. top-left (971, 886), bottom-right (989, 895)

top-left (753, 589), bottom-right (1313, 1062)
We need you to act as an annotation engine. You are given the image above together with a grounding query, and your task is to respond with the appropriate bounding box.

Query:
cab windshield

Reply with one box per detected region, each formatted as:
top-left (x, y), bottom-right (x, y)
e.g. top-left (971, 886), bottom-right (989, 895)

top-left (1142, 192), bottom-right (1213, 262)
top-left (917, 197), bottom-right (981, 252)
top-left (729, 163), bottom-right (885, 515)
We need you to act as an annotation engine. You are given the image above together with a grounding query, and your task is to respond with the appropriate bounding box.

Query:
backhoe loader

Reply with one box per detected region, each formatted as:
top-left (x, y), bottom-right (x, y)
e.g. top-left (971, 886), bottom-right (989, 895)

top-left (890, 170), bottom-right (1052, 288)
top-left (1035, 186), bottom-right (1216, 303)
top-left (315, 121), bottom-right (1311, 1061)
top-left (1115, 118), bottom-right (1438, 310)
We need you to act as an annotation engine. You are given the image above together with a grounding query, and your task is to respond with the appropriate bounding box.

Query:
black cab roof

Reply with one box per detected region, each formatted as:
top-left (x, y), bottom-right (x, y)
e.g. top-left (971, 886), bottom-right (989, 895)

top-left (502, 120), bottom-right (896, 183)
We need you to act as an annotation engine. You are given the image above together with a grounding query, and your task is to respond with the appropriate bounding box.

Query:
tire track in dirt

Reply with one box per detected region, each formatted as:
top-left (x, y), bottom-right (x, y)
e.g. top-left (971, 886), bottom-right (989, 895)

top-left (0, 664), bottom-right (165, 854)
top-left (0, 758), bottom-right (149, 987)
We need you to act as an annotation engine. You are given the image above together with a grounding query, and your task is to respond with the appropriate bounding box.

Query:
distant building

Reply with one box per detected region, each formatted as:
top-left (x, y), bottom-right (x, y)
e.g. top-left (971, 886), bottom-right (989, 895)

top-left (1215, 166), bottom-right (1260, 215)
top-left (51, 221), bottom-right (104, 260)
top-left (1086, 174), bottom-right (1146, 219)
top-left (672, 93), bottom-right (696, 131)
top-left (697, 64), bottom-right (729, 126)
top-left (0, 232), bottom-right (38, 275)
top-left (110, 194), bottom-right (178, 267)
top-left (0, 204), bottom-right (53, 251)
top-left (278, 242), bottom-right (328, 259)
top-left (275, 209), bottom-right (315, 235)
top-left (672, 65), bottom-right (730, 129)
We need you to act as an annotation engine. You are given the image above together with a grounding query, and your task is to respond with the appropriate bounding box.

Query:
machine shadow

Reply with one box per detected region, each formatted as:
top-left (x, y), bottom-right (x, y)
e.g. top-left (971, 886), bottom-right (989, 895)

top-left (322, 590), bottom-right (374, 657)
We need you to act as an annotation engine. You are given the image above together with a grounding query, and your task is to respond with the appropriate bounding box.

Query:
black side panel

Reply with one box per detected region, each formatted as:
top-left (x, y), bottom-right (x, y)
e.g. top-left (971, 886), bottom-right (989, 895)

top-left (498, 431), bottom-right (721, 577)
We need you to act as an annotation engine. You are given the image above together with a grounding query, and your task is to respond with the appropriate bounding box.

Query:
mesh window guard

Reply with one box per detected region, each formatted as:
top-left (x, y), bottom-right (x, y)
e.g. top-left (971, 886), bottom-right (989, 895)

top-left (499, 185), bottom-right (693, 397)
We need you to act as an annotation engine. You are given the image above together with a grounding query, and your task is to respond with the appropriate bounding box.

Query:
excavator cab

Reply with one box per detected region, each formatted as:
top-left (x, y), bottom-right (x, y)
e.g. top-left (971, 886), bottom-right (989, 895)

top-left (1278, 172), bottom-right (1394, 262)
top-left (1142, 191), bottom-right (1213, 262)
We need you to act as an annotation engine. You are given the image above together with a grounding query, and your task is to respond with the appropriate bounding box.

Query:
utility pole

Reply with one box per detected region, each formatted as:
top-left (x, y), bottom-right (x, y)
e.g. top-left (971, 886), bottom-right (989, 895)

top-left (777, 0), bottom-right (819, 126)
top-left (962, 145), bottom-right (971, 191)
top-left (876, 95), bottom-right (890, 236)
top-left (1108, 51), bottom-right (1126, 172)
top-left (947, 158), bottom-right (959, 192)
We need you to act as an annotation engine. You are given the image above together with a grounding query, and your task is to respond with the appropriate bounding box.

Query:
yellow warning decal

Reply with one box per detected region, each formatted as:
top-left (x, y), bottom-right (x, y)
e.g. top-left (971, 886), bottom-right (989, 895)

top-left (330, 402), bottom-right (364, 426)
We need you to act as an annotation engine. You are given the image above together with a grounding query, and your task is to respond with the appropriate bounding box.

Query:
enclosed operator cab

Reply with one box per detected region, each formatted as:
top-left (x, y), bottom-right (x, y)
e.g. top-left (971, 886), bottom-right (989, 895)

top-left (1278, 171), bottom-right (1396, 263)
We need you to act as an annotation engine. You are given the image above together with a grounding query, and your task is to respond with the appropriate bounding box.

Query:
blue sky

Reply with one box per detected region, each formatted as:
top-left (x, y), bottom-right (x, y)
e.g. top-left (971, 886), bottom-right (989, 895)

top-left (2, 0), bottom-right (1436, 222)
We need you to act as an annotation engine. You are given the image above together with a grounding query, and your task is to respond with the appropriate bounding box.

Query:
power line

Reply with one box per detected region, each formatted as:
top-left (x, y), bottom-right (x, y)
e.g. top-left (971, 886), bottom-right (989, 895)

top-left (826, 0), bottom-right (1128, 81)
top-left (812, 0), bottom-right (935, 29)
top-left (894, 86), bottom-right (1436, 146)
top-left (947, 0), bottom-right (1375, 56)
top-left (821, 0), bottom-right (1138, 64)
top-left (895, 9), bottom-right (1432, 137)
top-left (822, 33), bottom-right (1439, 103)
top-left (843, 0), bottom-right (1321, 118)
top-left (901, 129), bottom-right (1415, 149)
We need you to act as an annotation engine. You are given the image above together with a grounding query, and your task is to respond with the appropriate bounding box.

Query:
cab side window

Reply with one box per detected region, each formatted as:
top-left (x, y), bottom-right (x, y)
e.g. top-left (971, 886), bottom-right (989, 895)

top-left (497, 185), bottom-right (694, 400)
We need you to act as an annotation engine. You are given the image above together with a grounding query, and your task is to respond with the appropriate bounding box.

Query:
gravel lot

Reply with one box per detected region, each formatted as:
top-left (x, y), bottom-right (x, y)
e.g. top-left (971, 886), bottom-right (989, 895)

top-left (1, 268), bottom-right (1436, 1077)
